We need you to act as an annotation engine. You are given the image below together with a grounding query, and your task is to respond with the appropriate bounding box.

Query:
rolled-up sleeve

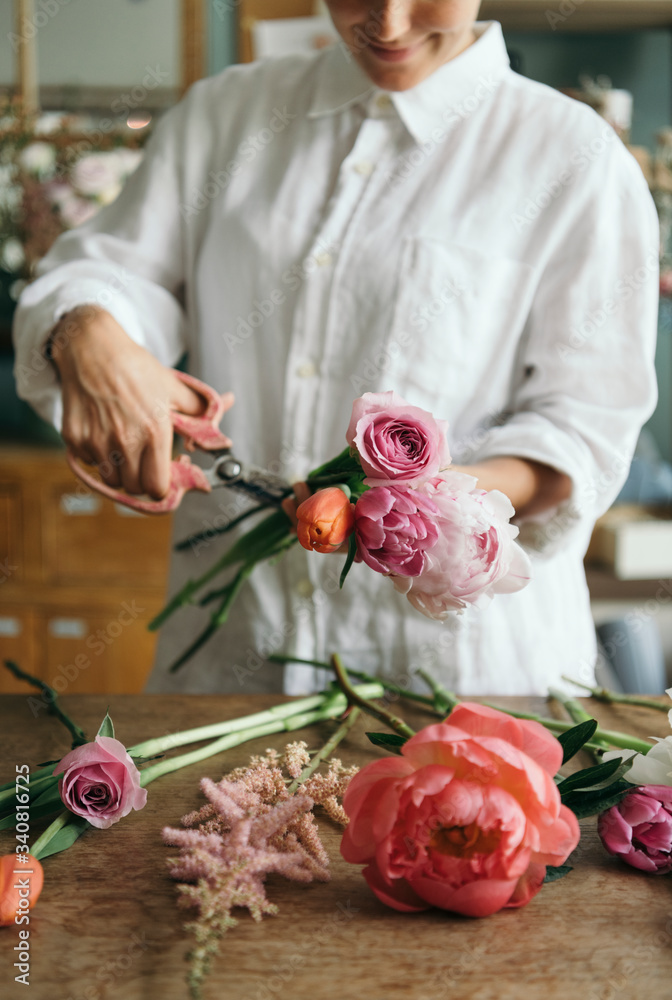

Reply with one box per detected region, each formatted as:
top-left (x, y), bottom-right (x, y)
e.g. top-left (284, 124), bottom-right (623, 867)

top-left (471, 139), bottom-right (660, 553)
top-left (12, 94), bottom-right (194, 429)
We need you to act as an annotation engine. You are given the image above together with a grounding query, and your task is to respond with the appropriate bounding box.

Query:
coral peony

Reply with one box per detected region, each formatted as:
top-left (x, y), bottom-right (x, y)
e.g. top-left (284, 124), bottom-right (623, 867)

top-left (346, 391), bottom-right (451, 486)
top-left (54, 736), bottom-right (147, 830)
top-left (296, 487), bottom-right (355, 554)
top-left (341, 703), bottom-right (579, 917)
top-left (598, 785), bottom-right (672, 874)
top-left (391, 473), bottom-right (532, 618)
top-left (0, 854), bottom-right (44, 926)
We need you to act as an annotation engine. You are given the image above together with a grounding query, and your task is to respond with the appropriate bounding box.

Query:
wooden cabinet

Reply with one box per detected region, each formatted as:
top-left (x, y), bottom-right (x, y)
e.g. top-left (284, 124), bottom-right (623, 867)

top-left (0, 446), bottom-right (172, 694)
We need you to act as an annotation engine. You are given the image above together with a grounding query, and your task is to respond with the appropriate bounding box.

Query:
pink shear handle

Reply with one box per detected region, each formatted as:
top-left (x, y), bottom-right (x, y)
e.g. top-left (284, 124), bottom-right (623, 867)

top-left (65, 371), bottom-right (234, 515)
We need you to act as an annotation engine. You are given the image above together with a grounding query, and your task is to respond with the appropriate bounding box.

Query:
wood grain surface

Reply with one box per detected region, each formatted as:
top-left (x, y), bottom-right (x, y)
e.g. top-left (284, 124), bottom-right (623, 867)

top-left (1, 693), bottom-right (671, 1000)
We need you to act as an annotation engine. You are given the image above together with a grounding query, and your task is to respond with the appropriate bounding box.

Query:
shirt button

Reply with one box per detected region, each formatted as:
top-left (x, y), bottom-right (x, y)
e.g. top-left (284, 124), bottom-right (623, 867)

top-left (296, 578), bottom-right (314, 599)
top-left (375, 93), bottom-right (392, 111)
top-left (353, 161), bottom-right (374, 176)
top-left (296, 361), bottom-right (318, 378)
top-left (315, 251), bottom-right (333, 267)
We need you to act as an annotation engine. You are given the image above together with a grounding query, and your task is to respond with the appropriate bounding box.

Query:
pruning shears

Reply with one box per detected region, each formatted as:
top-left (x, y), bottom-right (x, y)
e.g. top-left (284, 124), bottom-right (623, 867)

top-left (66, 371), bottom-right (293, 515)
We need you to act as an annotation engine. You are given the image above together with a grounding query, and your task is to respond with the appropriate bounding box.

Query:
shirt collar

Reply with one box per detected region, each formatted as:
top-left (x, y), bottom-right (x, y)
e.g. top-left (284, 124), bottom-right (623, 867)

top-left (308, 21), bottom-right (511, 146)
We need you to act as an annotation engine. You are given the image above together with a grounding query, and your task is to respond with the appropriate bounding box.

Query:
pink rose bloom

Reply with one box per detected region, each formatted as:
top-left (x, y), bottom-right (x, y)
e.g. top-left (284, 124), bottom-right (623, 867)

top-left (54, 736), bottom-right (147, 830)
top-left (391, 473), bottom-right (532, 619)
top-left (354, 484), bottom-right (440, 577)
top-left (346, 391), bottom-right (451, 486)
top-left (598, 785), bottom-right (672, 874)
top-left (341, 703), bottom-right (579, 917)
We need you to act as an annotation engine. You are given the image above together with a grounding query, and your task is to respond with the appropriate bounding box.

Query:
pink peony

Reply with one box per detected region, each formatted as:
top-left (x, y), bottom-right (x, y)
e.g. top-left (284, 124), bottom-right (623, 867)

top-left (354, 484), bottom-right (440, 577)
top-left (598, 785), bottom-right (672, 874)
top-left (341, 703), bottom-right (579, 917)
top-left (391, 473), bottom-right (532, 619)
top-left (54, 736), bottom-right (147, 830)
top-left (346, 391), bottom-right (451, 486)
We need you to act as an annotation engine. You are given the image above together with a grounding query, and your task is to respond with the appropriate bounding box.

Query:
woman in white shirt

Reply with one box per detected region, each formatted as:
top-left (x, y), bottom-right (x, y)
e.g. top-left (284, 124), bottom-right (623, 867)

top-left (13, 3), bottom-right (659, 696)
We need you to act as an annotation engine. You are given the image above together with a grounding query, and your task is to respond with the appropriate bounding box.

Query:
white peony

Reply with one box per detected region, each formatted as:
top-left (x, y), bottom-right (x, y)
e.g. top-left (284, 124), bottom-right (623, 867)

top-left (604, 688), bottom-right (672, 787)
top-left (19, 141), bottom-right (56, 176)
top-left (1, 238), bottom-right (26, 272)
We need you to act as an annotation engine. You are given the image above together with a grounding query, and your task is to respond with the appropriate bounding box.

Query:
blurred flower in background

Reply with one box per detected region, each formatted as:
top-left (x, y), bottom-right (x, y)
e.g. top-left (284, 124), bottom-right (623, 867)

top-left (0, 100), bottom-right (148, 297)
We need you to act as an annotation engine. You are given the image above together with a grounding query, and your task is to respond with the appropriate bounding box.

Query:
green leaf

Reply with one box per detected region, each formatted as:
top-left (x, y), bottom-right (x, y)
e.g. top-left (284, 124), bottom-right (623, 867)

top-left (340, 534), bottom-right (358, 589)
top-left (307, 447), bottom-right (362, 481)
top-left (151, 509), bottom-right (291, 631)
top-left (0, 770), bottom-right (58, 815)
top-left (27, 780), bottom-right (62, 813)
top-left (556, 757), bottom-right (622, 795)
top-left (0, 798), bottom-right (64, 831)
top-left (97, 712), bottom-right (115, 739)
top-left (33, 815), bottom-right (90, 860)
top-left (543, 865), bottom-right (573, 884)
top-left (366, 732), bottom-right (408, 755)
top-left (562, 780), bottom-right (632, 819)
top-left (557, 719), bottom-right (598, 764)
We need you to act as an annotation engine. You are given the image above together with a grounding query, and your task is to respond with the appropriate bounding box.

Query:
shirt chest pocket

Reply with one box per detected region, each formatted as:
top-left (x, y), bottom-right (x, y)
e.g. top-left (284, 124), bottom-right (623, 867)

top-left (383, 237), bottom-right (537, 421)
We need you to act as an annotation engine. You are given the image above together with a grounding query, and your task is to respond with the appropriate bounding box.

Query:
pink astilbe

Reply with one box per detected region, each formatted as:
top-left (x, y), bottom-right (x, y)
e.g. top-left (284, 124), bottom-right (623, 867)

top-left (163, 743), bottom-right (358, 999)
top-left (302, 757), bottom-right (360, 826)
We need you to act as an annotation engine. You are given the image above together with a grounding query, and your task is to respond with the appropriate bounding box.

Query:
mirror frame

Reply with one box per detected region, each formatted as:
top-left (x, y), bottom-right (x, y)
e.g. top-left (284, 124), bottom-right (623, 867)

top-left (13, 0), bottom-right (207, 109)
top-left (181, 0), bottom-right (207, 91)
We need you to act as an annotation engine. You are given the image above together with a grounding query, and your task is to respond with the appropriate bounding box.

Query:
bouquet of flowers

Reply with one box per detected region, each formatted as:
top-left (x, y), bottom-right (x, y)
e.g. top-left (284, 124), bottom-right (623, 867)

top-left (152, 391), bottom-right (531, 671)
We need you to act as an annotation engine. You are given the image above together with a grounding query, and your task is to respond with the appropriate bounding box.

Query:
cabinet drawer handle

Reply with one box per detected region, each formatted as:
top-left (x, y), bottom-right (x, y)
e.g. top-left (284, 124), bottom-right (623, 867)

top-left (0, 617), bottom-right (21, 637)
top-left (60, 494), bottom-right (101, 515)
top-left (48, 618), bottom-right (87, 639)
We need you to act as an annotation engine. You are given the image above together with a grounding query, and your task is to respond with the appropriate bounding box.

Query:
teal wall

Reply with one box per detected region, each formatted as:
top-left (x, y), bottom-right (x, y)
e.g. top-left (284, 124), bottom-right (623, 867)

top-left (208, 1), bottom-right (238, 74)
top-left (504, 30), bottom-right (672, 151)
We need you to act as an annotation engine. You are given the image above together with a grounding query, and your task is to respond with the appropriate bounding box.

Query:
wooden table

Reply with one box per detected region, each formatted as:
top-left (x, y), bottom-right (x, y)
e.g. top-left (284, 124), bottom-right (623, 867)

top-left (1, 694), bottom-right (671, 1000)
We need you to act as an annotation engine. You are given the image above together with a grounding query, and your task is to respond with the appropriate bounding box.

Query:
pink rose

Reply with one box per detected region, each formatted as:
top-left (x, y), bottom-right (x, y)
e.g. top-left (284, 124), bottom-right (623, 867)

top-left (392, 473), bottom-right (532, 619)
top-left (354, 484), bottom-right (440, 577)
top-left (346, 391), bottom-right (451, 486)
top-left (598, 785), bottom-right (672, 874)
top-left (341, 703), bottom-right (579, 917)
top-left (54, 736), bottom-right (147, 830)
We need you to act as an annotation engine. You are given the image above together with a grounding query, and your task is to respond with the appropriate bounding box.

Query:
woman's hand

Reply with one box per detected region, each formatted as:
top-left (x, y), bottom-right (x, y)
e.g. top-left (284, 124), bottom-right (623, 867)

top-left (451, 457), bottom-right (572, 518)
top-left (49, 305), bottom-right (204, 499)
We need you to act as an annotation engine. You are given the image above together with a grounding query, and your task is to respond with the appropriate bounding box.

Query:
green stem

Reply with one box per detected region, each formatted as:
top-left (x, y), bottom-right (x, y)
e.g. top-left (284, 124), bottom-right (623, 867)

top-left (127, 685), bottom-right (383, 759)
top-left (3, 660), bottom-right (88, 747)
top-left (416, 668), bottom-right (460, 714)
top-left (331, 654), bottom-right (415, 740)
top-left (549, 687), bottom-right (611, 753)
top-left (139, 695), bottom-right (374, 785)
top-left (561, 676), bottom-right (672, 713)
top-left (287, 707), bottom-right (361, 795)
top-left (31, 808), bottom-right (71, 860)
top-left (268, 655), bottom-right (446, 709)
top-left (150, 509), bottom-right (291, 632)
top-left (174, 503), bottom-right (269, 552)
top-left (548, 687), bottom-right (594, 725)
top-left (272, 655), bottom-right (655, 754)
top-left (198, 561), bottom-right (256, 607)
top-left (168, 563), bottom-right (257, 672)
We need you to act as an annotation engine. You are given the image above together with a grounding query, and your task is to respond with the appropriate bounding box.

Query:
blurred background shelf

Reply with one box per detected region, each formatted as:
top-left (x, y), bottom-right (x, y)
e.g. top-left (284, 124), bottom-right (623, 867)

top-left (480, 1), bottom-right (672, 32)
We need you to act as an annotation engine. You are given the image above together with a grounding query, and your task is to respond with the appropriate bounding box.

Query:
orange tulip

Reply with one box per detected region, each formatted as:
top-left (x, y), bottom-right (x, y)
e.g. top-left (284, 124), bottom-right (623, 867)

top-left (296, 487), bottom-right (355, 554)
top-left (0, 854), bottom-right (44, 926)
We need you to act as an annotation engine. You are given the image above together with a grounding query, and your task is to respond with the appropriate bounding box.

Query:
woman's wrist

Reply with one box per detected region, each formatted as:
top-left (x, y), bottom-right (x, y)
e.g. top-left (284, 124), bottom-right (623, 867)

top-left (45, 305), bottom-right (111, 377)
top-left (451, 457), bottom-right (572, 518)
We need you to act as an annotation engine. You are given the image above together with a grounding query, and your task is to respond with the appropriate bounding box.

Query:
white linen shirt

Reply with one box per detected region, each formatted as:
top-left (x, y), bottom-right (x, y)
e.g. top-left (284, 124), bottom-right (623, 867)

top-left (13, 22), bottom-right (659, 696)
